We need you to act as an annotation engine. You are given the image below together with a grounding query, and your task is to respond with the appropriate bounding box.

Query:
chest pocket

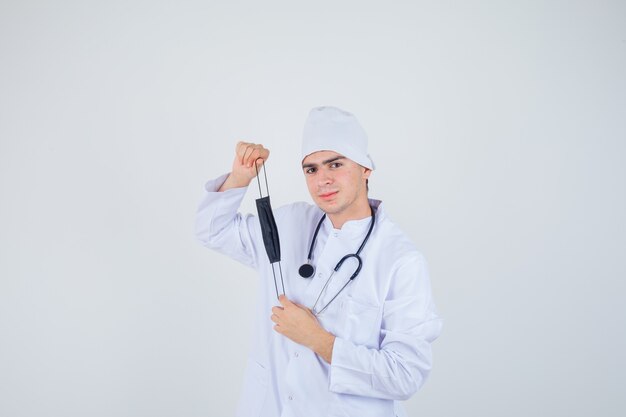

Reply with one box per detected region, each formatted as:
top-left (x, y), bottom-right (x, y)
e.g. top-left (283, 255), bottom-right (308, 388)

top-left (342, 296), bottom-right (381, 348)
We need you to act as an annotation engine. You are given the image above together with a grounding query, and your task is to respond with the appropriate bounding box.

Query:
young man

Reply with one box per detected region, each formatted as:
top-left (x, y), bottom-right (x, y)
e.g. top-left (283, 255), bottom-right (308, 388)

top-left (195, 106), bottom-right (442, 417)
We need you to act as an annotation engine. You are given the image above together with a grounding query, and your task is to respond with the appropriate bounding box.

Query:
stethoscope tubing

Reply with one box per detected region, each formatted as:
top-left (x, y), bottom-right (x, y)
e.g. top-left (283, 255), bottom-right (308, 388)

top-left (307, 206), bottom-right (376, 315)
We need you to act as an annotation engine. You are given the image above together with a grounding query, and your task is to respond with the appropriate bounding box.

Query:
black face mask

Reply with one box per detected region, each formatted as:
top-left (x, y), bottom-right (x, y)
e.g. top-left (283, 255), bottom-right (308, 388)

top-left (254, 159), bottom-right (285, 299)
top-left (255, 196), bottom-right (281, 263)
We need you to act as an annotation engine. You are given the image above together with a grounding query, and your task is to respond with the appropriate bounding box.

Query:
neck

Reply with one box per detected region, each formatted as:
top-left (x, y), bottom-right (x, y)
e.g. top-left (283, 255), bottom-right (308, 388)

top-left (328, 197), bottom-right (372, 229)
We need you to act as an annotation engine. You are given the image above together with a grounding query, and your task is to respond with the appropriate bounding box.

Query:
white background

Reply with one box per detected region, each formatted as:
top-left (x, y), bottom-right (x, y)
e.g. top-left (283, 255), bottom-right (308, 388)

top-left (1, 1), bottom-right (625, 416)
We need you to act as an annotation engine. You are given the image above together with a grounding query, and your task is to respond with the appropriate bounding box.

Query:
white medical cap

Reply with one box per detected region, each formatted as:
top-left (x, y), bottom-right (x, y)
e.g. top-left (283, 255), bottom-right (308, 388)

top-left (301, 106), bottom-right (375, 170)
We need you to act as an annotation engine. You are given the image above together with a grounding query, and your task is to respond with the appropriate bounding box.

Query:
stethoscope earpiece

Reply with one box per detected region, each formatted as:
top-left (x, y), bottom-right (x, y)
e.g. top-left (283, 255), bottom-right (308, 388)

top-left (298, 263), bottom-right (315, 278)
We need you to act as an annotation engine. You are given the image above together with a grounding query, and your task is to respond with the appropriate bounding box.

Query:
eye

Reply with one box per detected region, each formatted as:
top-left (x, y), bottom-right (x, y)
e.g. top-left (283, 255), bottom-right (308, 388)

top-left (305, 167), bottom-right (317, 174)
top-left (330, 162), bottom-right (342, 169)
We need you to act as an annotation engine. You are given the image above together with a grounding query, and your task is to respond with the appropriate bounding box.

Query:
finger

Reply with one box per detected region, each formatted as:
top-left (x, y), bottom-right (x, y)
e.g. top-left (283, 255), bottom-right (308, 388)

top-left (246, 147), bottom-right (261, 168)
top-left (271, 306), bottom-right (283, 315)
top-left (248, 146), bottom-right (266, 168)
top-left (270, 314), bottom-right (279, 323)
top-left (235, 142), bottom-right (247, 165)
top-left (257, 147), bottom-right (269, 163)
top-left (242, 145), bottom-right (255, 166)
top-left (278, 295), bottom-right (293, 308)
top-left (236, 141), bottom-right (250, 160)
top-left (273, 325), bottom-right (283, 333)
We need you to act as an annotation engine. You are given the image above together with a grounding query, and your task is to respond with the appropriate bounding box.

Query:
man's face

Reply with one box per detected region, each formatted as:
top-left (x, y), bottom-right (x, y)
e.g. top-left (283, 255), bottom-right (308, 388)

top-left (301, 150), bottom-right (371, 217)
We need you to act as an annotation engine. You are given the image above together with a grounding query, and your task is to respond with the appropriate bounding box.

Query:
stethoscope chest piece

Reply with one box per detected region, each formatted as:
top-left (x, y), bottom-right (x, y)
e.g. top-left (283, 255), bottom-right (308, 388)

top-left (298, 263), bottom-right (315, 278)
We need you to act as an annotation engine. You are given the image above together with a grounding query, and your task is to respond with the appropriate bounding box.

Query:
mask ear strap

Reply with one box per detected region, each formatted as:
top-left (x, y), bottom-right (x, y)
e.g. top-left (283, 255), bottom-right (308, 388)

top-left (254, 157), bottom-right (270, 198)
top-left (253, 158), bottom-right (285, 299)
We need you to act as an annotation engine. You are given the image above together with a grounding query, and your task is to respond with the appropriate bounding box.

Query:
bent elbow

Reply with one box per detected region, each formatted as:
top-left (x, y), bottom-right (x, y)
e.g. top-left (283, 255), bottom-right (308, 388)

top-left (392, 371), bottom-right (423, 401)
top-left (194, 218), bottom-right (223, 249)
top-left (374, 358), bottom-right (431, 400)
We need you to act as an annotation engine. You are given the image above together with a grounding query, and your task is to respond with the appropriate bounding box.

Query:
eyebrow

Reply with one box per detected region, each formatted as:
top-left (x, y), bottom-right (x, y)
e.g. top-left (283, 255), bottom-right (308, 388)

top-left (302, 156), bottom-right (346, 169)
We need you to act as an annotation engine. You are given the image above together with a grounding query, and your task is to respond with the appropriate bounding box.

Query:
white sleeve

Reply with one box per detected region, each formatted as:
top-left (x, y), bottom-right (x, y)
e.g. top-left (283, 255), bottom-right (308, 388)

top-left (194, 173), bottom-right (261, 269)
top-left (328, 254), bottom-right (443, 400)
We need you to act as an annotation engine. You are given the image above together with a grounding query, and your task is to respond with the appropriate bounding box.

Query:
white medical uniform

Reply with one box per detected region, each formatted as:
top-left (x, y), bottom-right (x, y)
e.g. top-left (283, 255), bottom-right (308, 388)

top-left (195, 173), bottom-right (442, 417)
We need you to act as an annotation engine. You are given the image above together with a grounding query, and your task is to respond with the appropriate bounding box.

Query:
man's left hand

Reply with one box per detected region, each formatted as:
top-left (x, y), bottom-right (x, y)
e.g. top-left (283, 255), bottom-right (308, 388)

top-left (271, 295), bottom-right (335, 363)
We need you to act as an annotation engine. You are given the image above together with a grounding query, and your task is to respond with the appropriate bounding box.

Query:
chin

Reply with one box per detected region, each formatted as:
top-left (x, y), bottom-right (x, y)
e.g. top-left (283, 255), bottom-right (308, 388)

top-left (318, 202), bottom-right (342, 214)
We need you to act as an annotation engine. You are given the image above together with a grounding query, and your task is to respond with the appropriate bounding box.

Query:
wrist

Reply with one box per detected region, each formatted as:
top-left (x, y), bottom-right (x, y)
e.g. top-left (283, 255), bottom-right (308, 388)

top-left (219, 172), bottom-right (252, 191)
top-left (309, 330), bottom-right (335, 364)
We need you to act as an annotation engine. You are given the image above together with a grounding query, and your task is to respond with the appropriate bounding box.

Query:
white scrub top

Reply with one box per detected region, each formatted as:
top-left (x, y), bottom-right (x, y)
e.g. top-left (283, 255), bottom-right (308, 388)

top-left (195, 173), bottom-right (442, 417)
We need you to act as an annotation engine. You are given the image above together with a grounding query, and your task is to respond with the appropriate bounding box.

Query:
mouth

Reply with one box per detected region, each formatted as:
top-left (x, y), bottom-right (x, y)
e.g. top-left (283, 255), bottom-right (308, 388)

top-left (319, 191), bottom-right (338, 200)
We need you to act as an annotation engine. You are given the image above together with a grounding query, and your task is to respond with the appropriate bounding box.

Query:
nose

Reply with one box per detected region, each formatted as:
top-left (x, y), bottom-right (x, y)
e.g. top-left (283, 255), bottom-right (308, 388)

top-left (317, 169), bottom-right (333, 187)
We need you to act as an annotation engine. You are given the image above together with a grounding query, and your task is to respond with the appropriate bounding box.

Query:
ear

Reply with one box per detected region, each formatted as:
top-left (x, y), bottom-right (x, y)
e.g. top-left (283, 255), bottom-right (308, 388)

top-left (362, 167), bottom-right (372, 180)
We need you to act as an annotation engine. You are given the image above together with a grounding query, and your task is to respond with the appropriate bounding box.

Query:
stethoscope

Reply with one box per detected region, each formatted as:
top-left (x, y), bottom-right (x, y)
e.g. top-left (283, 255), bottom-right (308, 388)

top-left (298, 206), bottom-right (376, 315)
